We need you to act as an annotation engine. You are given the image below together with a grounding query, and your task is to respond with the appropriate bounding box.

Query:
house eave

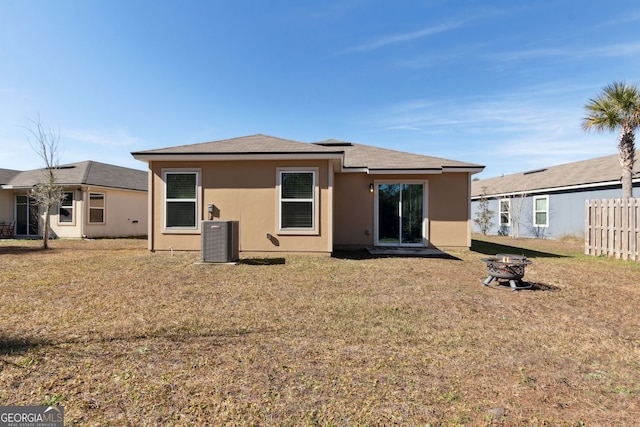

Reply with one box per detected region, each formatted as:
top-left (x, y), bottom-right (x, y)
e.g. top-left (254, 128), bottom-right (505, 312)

top-left (361, 166), bottom-right (484, 175)
top-left (366, 168), bottom-right (444, 175)
top-left (444, 166), bottom-right (485, 174)
top-left (132, 152), bottom-right (345, 162)
top-left (0, 184), bottom-right (33, 190)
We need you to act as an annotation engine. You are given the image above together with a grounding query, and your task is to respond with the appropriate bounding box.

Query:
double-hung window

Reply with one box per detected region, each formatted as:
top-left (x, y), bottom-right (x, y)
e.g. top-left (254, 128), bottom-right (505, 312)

top-left (499, 198), bottom-right (510, 226)
top-left (165, 171), bottom-right (199, 229)
top-left (277, 168), bottom-right (318, 234)
top-left (59, 192), bottom-right (74, 223)
top-left (533, 195), bottom-right (549, 227)
top-left (89, 193), bottom-right (105, 224)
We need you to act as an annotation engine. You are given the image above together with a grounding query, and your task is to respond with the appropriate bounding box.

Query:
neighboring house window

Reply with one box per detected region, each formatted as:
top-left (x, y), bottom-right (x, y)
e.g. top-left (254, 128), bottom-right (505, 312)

top-left (165, 171), bottom-right (199, 228)
top-left (59, 192), bottom-right (74, 223)
top-left (533, 195), bottom-right (549, 227)
top-left (499, 198), bottom-right (510, 226)
top-left (277, 168), bottom-right (318, 233)
top-left (89, 193), bottom-right (105, 223)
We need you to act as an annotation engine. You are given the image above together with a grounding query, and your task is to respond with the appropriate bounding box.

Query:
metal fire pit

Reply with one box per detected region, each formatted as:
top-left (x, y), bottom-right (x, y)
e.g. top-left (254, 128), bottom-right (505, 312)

top-left (481, 253), bottom-right (532, 291)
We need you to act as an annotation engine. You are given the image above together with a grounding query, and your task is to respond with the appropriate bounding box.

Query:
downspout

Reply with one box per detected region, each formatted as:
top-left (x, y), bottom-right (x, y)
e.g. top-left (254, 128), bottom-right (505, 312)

top-left (327, 159), bottom-right (334, 254)
top-left (81, 186), bottom-right (87, 238)
top-left (147, 162), bottom-right (154, 251)
top-left (466, 173), bottom-right (472, 248)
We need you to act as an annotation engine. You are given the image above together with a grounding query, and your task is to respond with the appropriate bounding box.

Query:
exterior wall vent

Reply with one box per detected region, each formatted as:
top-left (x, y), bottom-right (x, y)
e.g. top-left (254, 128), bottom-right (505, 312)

top-left (201, 220), bottom-right (239, 262)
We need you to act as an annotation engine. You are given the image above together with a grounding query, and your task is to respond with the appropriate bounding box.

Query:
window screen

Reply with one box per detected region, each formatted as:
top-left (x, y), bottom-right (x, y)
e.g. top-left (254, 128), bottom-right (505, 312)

top-left (165, 172), bottom-right (198, 228)
top-left (59, 192), bottom-right (74, 223)
top-left (280, 171), bottom-right (315, 230)
top-left (89, 193), bottom-right (105, 223)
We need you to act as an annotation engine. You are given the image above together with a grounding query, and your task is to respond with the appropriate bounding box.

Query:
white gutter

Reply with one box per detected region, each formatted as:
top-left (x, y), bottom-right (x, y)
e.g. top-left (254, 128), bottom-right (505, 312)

top-left (443, 167), bottom-right (485, 174)
top-left (367, 169), bottom-right (444, 175)
top-left (80, 186), bottom-right (87, 238)
top-left (340, 166), bottom-right (484, 175)
top-left (132, 153), bottom-right (344, 162)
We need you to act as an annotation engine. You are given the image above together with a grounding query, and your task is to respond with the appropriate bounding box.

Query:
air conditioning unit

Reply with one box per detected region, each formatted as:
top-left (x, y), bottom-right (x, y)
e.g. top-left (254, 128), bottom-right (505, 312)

top-left (201, 220), bottom-right (239, 263)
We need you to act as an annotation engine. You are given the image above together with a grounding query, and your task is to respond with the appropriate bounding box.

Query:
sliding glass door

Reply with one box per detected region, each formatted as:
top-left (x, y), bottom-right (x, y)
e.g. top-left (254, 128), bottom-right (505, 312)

top-left (376, 182), bottom-right (426, 246)
top-left (16, 195), bottom-right (39, 236)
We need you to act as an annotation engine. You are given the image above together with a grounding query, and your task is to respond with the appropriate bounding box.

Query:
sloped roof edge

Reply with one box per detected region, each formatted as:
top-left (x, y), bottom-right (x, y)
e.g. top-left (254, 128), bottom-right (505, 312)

top-left (132, 134), bottom-right (484, 173)
top-left (0, 161), bottom-right (147, 192)
top-left (471, 151), bottom-right (640, 198)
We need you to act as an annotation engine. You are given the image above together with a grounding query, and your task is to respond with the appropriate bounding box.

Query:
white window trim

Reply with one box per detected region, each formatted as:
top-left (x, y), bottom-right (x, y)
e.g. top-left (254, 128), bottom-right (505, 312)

top-left (276, 167), bottom-right (319, 235)
top-left (88, 192), bottom-right (105, 224)
top-left (58, 191), bottom-right (75, 225)
top-left (499, 198), bottom-right (511, 226)
top-left (533, 195), bottom-right (549, 227)
top-left (162, 168), bottom-right (201, 234)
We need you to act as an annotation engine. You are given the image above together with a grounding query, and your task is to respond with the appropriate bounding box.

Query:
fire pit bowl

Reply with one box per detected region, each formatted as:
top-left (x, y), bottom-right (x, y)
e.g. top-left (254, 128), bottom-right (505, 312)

top-left (480, 253), bottom-right (532, 291)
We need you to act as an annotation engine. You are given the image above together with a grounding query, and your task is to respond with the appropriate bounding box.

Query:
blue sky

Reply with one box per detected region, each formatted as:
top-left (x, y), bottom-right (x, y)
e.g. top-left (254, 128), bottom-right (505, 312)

top-left (1, 1), bottom-right (639, 179)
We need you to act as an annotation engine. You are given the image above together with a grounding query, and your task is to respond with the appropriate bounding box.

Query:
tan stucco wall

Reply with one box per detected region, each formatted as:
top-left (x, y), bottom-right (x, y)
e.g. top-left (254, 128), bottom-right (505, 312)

top-left (50, 188), bottom-right (83, 238)
top-left (146, 159), bottom-right (473, 253)
top-left (333, 172), bottom-right (473, 249)
top-left (0, 191), bottom-right (13, 222)
top-left (148, 160), bottom-right (333, 254)
top-left (333, 173), bottom-right (376, 249)
top-left (0, 187), bottom-right (146, 239)
top-left (82, 187), bottom-right (147, 238)
top-left (426, 172), bottom-right (472, 248)
top-left (49, 187), bottom-right (147, 238)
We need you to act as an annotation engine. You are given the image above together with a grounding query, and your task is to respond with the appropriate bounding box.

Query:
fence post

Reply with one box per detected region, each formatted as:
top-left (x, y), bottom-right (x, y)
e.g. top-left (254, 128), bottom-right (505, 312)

top-left (585, 200), bottom-right (591, 256)
top-left (621, 198), bottom-right (628, 260)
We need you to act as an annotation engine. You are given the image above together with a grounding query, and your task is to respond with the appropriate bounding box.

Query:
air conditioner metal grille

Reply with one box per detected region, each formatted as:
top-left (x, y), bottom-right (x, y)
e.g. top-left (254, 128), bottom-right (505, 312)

top-left (201, 220), bottom-right (239, 262)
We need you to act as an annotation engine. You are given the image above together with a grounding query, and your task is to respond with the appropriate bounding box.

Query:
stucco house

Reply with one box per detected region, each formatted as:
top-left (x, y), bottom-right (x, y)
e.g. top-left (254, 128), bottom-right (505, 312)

top-left (132, 134), bottom-right (484, 255)
top-left (471, 151), bottom-right (640, 239)
top-left (0, 161), bottom-right (148, 239)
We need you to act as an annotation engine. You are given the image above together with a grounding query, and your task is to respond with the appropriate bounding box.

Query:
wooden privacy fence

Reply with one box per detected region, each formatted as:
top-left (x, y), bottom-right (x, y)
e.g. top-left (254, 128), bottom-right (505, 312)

top-left (585, 198), bottom-right (640, 261)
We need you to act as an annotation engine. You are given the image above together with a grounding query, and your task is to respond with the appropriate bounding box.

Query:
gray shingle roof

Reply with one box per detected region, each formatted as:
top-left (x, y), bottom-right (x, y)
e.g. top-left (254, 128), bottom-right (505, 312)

top-left (133, 134), bottom-right (342, 155)
top-left (471, 151), bottom-right (640, 197)
top-left (0, 168), bottom-right (21, 185)
top-left (133, 134), bottom-right (483, 172)
top-left (332, 142), bottom-right (480, 170)
top-left (1, 161), bottom-right (147, 191)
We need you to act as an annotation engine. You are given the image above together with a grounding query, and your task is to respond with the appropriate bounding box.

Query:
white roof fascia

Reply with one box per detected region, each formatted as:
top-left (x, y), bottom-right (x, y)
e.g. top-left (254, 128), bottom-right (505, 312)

top-left (0, 184), bottom-right (33, 190)
top-left (132, 153), bottom-right (344, 162)
top-left (367, 169), bottom-right (443, 175)
top-left (443, 167), bottom-right (485, 174)
top-left (339, 166), bottom-right (370, 173)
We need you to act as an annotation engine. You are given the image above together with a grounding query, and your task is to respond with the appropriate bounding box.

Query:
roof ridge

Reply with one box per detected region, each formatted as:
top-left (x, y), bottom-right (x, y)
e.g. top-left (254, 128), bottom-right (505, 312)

top-left (82, 160), bottom-right (94, 184)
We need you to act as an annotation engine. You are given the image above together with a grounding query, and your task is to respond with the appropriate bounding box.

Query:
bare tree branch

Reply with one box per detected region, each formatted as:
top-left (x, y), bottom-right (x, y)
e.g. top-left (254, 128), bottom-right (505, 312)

top-left (22, 115), bottom-right (65, 249)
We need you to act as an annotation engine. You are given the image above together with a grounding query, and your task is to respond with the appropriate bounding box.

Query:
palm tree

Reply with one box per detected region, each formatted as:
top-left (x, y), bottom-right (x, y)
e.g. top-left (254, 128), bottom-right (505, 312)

top-left (582, 81), bottom-right (640, 198)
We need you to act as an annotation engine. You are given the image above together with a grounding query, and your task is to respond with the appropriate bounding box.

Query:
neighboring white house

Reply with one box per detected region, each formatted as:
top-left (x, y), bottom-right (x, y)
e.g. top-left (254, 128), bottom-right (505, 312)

top-left (471, 151), bottom-right (640, 238)
top-left (0, 161), bottom-right (147, 239)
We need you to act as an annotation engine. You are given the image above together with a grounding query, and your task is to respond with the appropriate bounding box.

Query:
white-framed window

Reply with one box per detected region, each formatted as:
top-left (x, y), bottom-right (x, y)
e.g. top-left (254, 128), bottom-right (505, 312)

top-left (533, 195), bottom-right (549, 227)
top-left (164, 170), bottom-right (199, 229)
top-left (499, 198), bottom-right (510, 226)
top-left (58, 191), bottom-right (74, 223)
top-left (88, 192), bottom-right (105, 223)
top-left (277, 168), bottom-right (318, 234)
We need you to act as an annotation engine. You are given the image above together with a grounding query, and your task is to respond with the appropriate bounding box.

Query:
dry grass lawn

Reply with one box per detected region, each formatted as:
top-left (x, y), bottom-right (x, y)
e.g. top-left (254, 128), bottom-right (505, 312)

top-left (0, 235), bottom-right (639, 426)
